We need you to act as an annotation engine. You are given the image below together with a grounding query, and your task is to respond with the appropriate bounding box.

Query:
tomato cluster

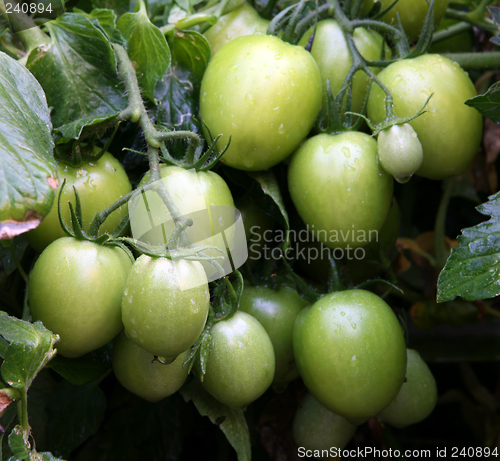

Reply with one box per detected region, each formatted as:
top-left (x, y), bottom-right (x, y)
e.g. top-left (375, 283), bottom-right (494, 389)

top-left (23, 0), bottom-right (480, 455)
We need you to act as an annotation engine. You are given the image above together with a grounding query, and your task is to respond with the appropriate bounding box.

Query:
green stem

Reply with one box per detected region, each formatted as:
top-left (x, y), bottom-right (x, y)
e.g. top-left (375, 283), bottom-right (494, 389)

top-left (19, 390), bottom-right (30, 445)
top-left (160, 13), bottom-right (217, 35)
top-left (442, 52), bottom-right (500, 70)
top-left (113, 43), bottom-right (202, 149)
top-left (431, 21), bottom-right (471, 44)
top-left (445, 8), bottom-right (497, 33)
top-left (434, 178), bottom-right (454, 270)
top-left (262, 0), bottom-right (279, 20)
top-left (10, 12), bottom-right (50, 53)
top-left (87, 191), bottom-right (135, 238)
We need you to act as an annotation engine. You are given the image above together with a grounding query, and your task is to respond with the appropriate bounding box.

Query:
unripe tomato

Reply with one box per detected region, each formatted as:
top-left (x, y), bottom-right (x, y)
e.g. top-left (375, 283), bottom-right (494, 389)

top-left (299, 19), bottom-right (390, 113)
top-left (378, 0), bottom-right (449, 43)
top-left (293, 289), bottom-right (407, 423)
top-left (29, 237), bottom-right (132, 358)
top-left (377, 123), bottom-right (424, 183)
top-left (204, 3), bottom-right (269, 56)
top-left (112, 332), bottom-right (190, 402)
top-left (134, 165), bottom-right (234, 248)
top-left (367, 54), bottom-right (482, 180)
top-left (293, 392), bottom-right (357, 454)
top-left (288, 132), bottom-right (393, 249)
top-left (26, 149), bottom-right (132, 252)
top-left (121, 255), bottom-right (210, 361)
top-left (200, 35), bottom-right (322, 171)
top-left (196, 311), bottom-right (275, 408)
top-left (378, 349), bottom-right (438, 428)
top-left (239, 285), bottom-right (309, 388)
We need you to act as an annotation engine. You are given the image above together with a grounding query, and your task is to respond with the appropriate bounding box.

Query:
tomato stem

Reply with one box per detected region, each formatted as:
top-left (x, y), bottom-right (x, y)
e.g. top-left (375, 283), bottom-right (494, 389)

top-left (113, 43), bottom-right (202, 150)
top-left (431, 21), bottom-right (472, 44)
top-left (442, 51), bottom-right (500, 70)
top-left (433, 177), bottom-right (455, 271)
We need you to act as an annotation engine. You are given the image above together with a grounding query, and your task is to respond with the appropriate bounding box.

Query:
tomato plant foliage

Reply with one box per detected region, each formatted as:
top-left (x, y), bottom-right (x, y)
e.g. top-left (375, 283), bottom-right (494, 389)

top-left (2, 0), bottom-right (500, 459)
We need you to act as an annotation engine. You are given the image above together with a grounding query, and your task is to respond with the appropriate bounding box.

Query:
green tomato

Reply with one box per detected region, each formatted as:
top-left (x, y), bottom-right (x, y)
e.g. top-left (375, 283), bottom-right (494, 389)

top-left (298, 19), bottom-right (390, 113)
top-left (112, 332), bottom-right (190, 402)
top-left (367, 54), bottom-right (482, 180)
top-left (288, 132), bottom-right (393, 250)
top-left (26, 149), bottom-right (132, 253)
top-left (196, 311), bottom-right (275, 408)
top-left (239, 285), bottom-right (309, 388)
top-left (204, 3), bottom-right (269, 57)
top-left (379, 0), bottom-right (449, 43)
top-left (293, 289), bottom-right (407, 423)
top-left (378, 349), bottom-right (438, 428)
top-left (199, 35), bottom-right (322, 171)
top-left (121, 255), bottom-right (210, 361)
top-left (293, 392), bottom-right (357, 457)
top-left (134, 165), bottom-right (234, 248)
top-left (377, 123), bottom-right (424, 183)
top-left (29, 237), bottom-right (132, 358)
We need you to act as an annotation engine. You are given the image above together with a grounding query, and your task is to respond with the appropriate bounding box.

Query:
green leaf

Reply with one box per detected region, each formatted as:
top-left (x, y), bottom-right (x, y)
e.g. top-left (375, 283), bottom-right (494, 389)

top-left (167, 29), bottom-right (210, 87)
top-left (0, 236), bottom-right (29, 276)
top-left (117, 2), bottom-right (171, 101)
top-left (247, 170), bottom-right (290, 231)
top-left (86, 8), bottom-right (127, 45)
top-left (488, 6), bottom-right (500, 31)
top-left (45, 380), bottom-right (107, 458)
top-left (180, 380), bottom-right (251, 461)
top-left (8, 426), bottom-right (29, 460)
top-left (91, 0), bottom-right (131, 16)
top-left (437, 191), bottom-right (500, 302)
top-left (26, 13), bottom-right (128, 137)
top-left (465, 81), bottom-right (500, 124)
top-left (0, 52), bottom-right (56, 240)
top-left (154, 65), bottom-right (200, 158)
top-left (47, 345), bottom-right (112, 386)
top-left (0, 312), bottom-right (58, 389)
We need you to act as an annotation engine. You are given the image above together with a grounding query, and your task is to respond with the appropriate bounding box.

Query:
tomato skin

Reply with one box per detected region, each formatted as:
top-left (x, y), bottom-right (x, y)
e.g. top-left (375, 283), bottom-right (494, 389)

top-left (26, 149), bottom-right (132, 253)
top-left (293, 289), bottom-right (407, 423)
top-left (204, 3), bottom-right (269, 56)
top-left (199, 35), bottom-right (322, 171)
top-left (239, 285), bottom-right (309, 387)
top-left (378, 0), bottom-right (449, 43)
top-left (377, 123), bottom-right (424, 183)
top-left (29, 237), bottom-right (132, 358)
top-left (367, 55), bottom-right (482, 180)
top-left (299, 19), bottom-right (389, 113)
top-left (196, 311), bottom-right (275, 408)
top-left (112, 332), bottom-right (190, 402)
top-left (134, 165), bottom-right (234, 248)
top-left (121, 255), bottom-right (210, 361)
top-left (288, 132), bottom-right (393, 249)
top-left (378, 349), bottom-right (437, 428)
top-left (293, 392), bottom-right (357, 453)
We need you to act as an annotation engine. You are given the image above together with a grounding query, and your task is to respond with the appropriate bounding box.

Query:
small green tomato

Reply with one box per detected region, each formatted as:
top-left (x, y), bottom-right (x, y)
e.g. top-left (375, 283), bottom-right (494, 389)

top-left (377, 123), bottom-right (424, 183)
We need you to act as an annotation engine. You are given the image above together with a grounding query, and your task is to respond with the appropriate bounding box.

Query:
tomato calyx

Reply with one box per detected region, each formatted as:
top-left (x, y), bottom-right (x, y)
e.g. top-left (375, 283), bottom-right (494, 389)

top-left (350, 92), bottom-right (433, 136)
top-left (56, 179), bottom-right (134, 262)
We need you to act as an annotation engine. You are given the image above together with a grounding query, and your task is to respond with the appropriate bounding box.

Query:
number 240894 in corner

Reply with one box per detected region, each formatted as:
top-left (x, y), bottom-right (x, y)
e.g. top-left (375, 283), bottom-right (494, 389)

top-left (5, 3), bottom-right (53, 14)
